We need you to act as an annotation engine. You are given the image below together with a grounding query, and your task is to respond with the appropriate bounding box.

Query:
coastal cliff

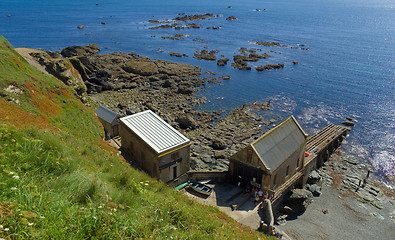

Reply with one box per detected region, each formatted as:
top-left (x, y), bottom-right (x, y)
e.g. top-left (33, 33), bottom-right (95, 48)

top-left (0, 36), bottom-right (270, 239)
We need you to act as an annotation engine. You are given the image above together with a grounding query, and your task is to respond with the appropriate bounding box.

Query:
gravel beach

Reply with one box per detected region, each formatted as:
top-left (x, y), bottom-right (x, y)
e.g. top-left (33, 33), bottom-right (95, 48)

top-left (278, 166), bottom-right (395, 239)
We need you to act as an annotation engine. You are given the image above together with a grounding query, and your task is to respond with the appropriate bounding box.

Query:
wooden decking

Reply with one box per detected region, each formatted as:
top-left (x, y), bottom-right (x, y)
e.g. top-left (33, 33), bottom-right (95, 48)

top-left (271, 124), bottom-right (349, 204)
top-left (305, 124), bottom-right (349, 166)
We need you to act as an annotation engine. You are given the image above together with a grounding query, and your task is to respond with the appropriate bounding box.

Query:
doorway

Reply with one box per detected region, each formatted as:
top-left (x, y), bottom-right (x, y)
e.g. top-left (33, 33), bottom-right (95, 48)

top-left (173, 166), bottom-right (177, 179)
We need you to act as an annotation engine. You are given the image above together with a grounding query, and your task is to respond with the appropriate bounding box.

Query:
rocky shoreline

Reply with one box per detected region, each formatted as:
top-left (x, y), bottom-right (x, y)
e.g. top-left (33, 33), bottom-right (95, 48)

top-left (277, 151), bottom-right (395, 239)
top-left (18, 44), bottom-right (394, 239)
top-left (20, 44), bottom-right (280, 172)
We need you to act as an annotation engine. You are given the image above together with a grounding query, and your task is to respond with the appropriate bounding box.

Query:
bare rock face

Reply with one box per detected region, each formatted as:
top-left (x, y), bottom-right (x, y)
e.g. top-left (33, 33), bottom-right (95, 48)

top-left (307, 170), bottom-right (322, 184)
top-left (155, 60), bottom-right (201, 76)
top-left (122, 61), bottom-right (158, 76)
top-left (284, 189), bottom-right (313, 213)
top-left (61, 44), bottom-right (100, 57)
top-left (177, 85), bottom-right (193, 94)
top-left (176, 113), bottom-right (197, 129)
top-left (305, 183), bottom-right (322, 196)
top-left (212, 138), bottom-right (227, 150)
top-left (28, 51), bottom-right (87, 98)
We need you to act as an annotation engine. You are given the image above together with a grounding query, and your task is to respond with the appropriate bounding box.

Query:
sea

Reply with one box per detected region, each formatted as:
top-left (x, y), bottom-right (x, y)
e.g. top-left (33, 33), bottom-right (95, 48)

top-left (1, 0), bottom-right (394, 186)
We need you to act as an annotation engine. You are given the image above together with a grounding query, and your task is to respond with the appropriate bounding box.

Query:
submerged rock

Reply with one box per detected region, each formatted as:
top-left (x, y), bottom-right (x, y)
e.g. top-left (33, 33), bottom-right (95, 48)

top-left (194, 50), bottom-right (217, 61)
top-left (342, 121), bottom-right (355, 127)
top-left (217, 58), bottom-right (229, 66)
top-left (255, 63), bottom-right (284, 71)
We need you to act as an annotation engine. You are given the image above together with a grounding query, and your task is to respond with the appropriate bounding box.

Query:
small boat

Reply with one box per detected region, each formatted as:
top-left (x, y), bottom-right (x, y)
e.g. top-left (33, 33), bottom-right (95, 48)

top-left (198, 179), bottom-right (212, 184)
top-left (189, 182), bottom-right (212, 196)
top-left (174, 181), bottom-right (190, 191)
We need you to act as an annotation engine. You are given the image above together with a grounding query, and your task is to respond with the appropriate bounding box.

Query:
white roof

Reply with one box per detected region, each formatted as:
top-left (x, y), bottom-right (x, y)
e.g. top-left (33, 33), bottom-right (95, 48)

top-left (120, 110), bottom-right (190, 154)
top-left (252, 116), bottom-right (307, 173)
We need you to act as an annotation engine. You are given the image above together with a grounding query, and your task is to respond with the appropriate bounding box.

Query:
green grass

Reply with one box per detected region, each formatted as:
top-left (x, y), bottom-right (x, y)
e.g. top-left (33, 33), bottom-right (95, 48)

top-left (357, 198), bottom-right (384, 210)
top-left (0, 36), bottom-right (270, 239)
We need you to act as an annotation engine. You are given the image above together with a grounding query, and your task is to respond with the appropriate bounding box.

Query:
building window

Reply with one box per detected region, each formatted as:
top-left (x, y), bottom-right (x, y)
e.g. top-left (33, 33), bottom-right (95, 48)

top-left (286, 166), bottom-right (290, 177)
top-left (247, 149), bottom-right (253, 163)
top-left (273, 174), bottom-right (277, 187)
top-left (171, 152), bottom-right (179, 160)
top-left (297, 158), bottom-right (300, 168)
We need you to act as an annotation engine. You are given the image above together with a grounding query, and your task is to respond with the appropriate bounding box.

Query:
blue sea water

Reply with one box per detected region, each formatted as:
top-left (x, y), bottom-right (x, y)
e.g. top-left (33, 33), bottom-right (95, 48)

top-left (1, 0), bottom-right (394, 184)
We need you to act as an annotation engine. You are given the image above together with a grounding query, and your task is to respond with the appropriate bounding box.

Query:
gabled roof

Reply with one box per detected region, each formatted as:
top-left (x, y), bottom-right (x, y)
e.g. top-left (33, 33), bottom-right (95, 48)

top-left (95, 105), bottom-right (122, 125)
top-left (120, 110), bottom-right (190, 154)
top-left (252, 116), bottom-right (307, 173)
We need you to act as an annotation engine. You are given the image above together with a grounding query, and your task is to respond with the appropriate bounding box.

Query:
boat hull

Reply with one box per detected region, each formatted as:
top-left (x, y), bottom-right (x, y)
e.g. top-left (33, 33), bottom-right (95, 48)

top-left (189, 182), bottom-right (212, 196)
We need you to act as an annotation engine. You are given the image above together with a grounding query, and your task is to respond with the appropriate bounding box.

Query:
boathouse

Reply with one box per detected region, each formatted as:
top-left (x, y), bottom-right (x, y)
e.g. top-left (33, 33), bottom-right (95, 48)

top-left (95, 105), bottom-right (122, 138)
top-left (119, 110), bottom-right (191, 182)
top-left (229, 116), bottom-right (308, 194)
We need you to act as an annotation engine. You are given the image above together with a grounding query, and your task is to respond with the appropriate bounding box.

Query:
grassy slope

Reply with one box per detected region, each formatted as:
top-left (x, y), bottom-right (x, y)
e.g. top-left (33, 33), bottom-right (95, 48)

top-left (0, 36), bottom-right (270, 239)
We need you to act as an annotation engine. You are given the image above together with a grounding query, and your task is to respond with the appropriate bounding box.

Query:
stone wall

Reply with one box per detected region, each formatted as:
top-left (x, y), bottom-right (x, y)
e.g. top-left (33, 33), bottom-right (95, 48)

top-left (188, 170), bottom-right (228, 183)
top-left (263, 199), bottom-right (274, 234)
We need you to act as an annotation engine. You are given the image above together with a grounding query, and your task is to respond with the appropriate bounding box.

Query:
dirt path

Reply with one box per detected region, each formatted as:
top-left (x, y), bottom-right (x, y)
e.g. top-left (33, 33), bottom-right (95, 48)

top-left (15, 48), bottom-right (50, 74)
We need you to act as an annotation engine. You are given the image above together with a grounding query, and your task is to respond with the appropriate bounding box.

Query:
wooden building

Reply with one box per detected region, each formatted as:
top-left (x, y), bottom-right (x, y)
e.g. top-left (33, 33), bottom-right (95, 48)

top-left (95, 105), bottom-right (122, 138)
top-left (119, 110), bottom-right (190, 182)
top-left (229, 116), bottom-right (308, 193)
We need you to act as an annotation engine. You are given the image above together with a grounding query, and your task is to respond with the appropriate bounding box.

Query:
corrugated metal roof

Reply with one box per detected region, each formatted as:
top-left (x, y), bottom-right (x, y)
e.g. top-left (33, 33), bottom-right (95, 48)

top-left (120, 110), bottom-right (190, 154)
top-left (252, 116), bottom-right (307, 173)
top-left (95, 105), bottom-right (122, 125)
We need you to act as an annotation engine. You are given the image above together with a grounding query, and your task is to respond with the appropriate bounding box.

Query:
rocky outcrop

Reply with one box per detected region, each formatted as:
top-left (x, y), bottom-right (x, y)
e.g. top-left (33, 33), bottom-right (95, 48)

top-left (27, 50), bottom-right (88, 101)
top-left (217, 58), bottom-right (229, 66)
top-left (305, 184), bottom-right (322, 196)
top-left (169, 52), bottom-right (188, 57)
top-left (342, 121), bottom-right (355, 127)
top-left (256, 41), bottom-right (287, 47)
top-left (194, 50), bottom-right (217, 61)
top-left (176, 113), bottom-right (197, 129)
top-left (255, 63), bottom-right (284, 71)
top-left (122, 61), bottom-right (158, 76)
top-left (190, 102), bottom-right (273, 170)
top-left (307, 170), bottom-right (322, 184)
top-left (284, 189), bottom-right (313, 213)
top-left (226, 16), bottom-right (237, 20)
top-left (212, 138), bottom-right (227, 150)
top-left (149, 23), bottom-right (178, 29)
top-left (230, 59), bottom-right (251, 70)
top-left (61, 44), bottom-right (100, 57)
top-left (174, 13), bottom-right (219, 21)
